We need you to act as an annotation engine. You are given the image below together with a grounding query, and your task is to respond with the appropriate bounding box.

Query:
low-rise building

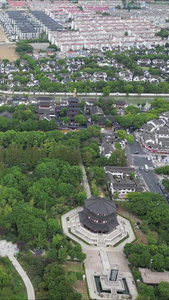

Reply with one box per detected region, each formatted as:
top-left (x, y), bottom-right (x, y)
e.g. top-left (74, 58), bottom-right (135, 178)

top-left (104, 166), bottom-right (135, 178)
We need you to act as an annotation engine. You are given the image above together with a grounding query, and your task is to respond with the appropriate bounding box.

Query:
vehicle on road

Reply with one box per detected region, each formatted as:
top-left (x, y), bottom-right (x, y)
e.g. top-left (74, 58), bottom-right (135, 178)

top-left (134, 151), bottom-right (139, 154)
top-left (145, 164), bottom-right (149, 172)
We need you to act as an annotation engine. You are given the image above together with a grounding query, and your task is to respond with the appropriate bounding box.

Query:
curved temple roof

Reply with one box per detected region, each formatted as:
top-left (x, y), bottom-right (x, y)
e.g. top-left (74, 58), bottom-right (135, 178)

top-left (85, 196), bottom-right (117, 216)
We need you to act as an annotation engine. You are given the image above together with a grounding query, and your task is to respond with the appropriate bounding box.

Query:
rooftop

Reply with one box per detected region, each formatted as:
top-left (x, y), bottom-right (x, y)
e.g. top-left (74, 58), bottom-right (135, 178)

top-left (139, 268), bottom-right (169, 285)
top-left (85, 196), bottom-right (117, 216)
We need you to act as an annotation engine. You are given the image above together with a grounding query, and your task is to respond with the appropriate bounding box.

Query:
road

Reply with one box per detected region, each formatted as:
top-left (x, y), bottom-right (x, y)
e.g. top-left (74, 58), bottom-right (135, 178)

top-left (126, 133), bottom-right (162, 194)
top-left (1, 89), bottom-right (169, 98)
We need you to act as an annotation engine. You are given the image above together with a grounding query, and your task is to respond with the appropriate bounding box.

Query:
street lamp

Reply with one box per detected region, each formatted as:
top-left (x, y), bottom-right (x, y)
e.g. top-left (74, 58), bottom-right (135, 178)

top-left (150, 258), bottom-right (153, 270)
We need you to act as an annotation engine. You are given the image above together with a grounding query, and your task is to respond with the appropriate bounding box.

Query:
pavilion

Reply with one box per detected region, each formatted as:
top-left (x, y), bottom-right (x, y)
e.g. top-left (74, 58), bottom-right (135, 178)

top-left (79, 196), bottom-right (118, 233)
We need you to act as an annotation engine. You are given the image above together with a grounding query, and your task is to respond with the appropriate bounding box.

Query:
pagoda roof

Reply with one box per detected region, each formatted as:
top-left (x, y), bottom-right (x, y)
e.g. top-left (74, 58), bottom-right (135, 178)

top-left (84, 196), bottom-right (116, 216)
top-left (79, 211), bottom-right (118, 232)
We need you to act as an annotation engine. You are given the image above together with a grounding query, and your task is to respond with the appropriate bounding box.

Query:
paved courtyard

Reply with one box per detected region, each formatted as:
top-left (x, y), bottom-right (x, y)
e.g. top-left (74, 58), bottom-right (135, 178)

top-left (0, 240), bottom-right (18, 257)
top-left (62, 209), bottom-right (138, 299)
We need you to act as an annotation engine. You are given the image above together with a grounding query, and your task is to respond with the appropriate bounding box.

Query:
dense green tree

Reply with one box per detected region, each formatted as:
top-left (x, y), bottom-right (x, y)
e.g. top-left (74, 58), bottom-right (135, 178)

top-left (125, 105), bottom-right (141, 115)
top-left (74, 115), bottom-right (86, 125)
top-left (116, 130), bottom-right (126, 140)
top-left (126, 134), bottom-right (134, 143)
top-left (128, 253), bottom-right (141, 268)
top-left (91, 114), bottom-right (100, 124)
top-left (157, 282), bottom-right (169, 300)
top-left (124, 84), bottom-right (133, 95)
top-left (152, 253), bottom-right (165, 271)
top-left (138, 284), bottom-right (156, 300)
top-left (16, 41), bottom-right (33, 56)
top-left (47, 219), bottom-right (60, 240)
top-left (0, 266), bottom-right (11, 288)
top-left (88, 167), bottom-right (105, 186)
top-left (109, 149), bottom-right (126, 166)
top-left (1, 167), bottom-right (30, 193)
top-left (129, 172), bottom-right (135, 180)
top-left (103, 86), bottom-right (110, 96)
top-left (137, 85), bottom-right (144, 95)
top-left (82, 151), bottom-right (93, 167)
top-left (75, 192), bottom-right (87, 205)
top-left (155, 166), bottom-right (169, 175)
top-left (105, 119), bottom-right (112, 127)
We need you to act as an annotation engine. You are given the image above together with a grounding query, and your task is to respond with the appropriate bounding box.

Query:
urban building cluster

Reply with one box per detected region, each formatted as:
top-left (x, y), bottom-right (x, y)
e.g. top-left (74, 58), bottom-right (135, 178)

top-left (0, 1), bottom-right (168, 50)
top-left (141, 111), bottom-right (169, 153)
top-left (3, 10), bottom-right (64, 40)
top-left (5, 11), bottom-right (40, 40)
top-left (46, 2), bottom-right (168, 51)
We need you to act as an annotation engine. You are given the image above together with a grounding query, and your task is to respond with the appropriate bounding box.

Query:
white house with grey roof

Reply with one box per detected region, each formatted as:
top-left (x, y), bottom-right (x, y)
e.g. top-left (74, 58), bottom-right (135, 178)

top-left (104, 166), bottom-right (135, 179)
top-left (147, 118), bottom-right (166, 129)
top-left (155, 128), bottom-right (169, 139)
top-left (140, 111), bottom-right (169, 153)
top-left (106, 173), bottom-right (144, 197)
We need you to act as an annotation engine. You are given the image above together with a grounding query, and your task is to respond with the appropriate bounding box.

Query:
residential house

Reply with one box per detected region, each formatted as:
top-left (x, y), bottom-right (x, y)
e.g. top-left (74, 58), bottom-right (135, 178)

top-left (147, 118), bottom-right (166, 129)
top-left (104, 166), bottom-right (135, 178)
top-left (118, 70), bottom-right (133, 81)
top-left (98, 115), bottom-right (114, 128)
top-left (142, 133), bottom-right (155, 146)
top-left (113, 100), bottom-right (128, 111)
top-left (106, 173), bottom-right (144, 197)
top-left (155, 128), bottom-right (169, 139)
top-left (90, 106), bottom-right (104, 116)
top-left (148, 75), bottom-right (160, 84)
top-left (93, 72), bottom-right (107, 82)
top-left (0, 111), bottom-right (12, 118)
top-left (159, 140), bottom-right (169, 150)
top-left (102, 143), bottom-right (114, 158)
top-left (133, 76), bottom-right (147, 82)
top-left (101, 132), bottom-right (119, 144)
top-left (152, 59), bottom-right (165, 66)
top-left (159, 111), bottom-right (169, 122)
top-left (137, 58), bottom-right (151, 66)
top-left (140, 123), bottom-right (155, 133)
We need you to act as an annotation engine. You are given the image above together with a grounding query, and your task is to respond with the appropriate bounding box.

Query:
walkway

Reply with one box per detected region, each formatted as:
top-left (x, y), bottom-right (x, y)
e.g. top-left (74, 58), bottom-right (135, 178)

top-left (8, 255), bottom-right (35, 300)
top-left (0, 240), bottom-right (35, 300)
top-left (80, 161), bottom-right (91, 198)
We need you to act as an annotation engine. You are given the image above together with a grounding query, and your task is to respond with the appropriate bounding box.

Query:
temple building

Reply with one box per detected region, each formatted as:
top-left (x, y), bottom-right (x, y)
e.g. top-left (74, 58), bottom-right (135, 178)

top-left (79, 196), bottom-right (118, 233)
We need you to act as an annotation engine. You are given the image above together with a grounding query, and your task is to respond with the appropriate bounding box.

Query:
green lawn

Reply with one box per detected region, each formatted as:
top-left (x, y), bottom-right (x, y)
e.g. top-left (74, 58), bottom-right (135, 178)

top-left (140, 67), bottom-right (150, 70)
top-left (64, 261), bottom-right (83, 272)
top-left (64, 261), bottom-right (88, 300)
